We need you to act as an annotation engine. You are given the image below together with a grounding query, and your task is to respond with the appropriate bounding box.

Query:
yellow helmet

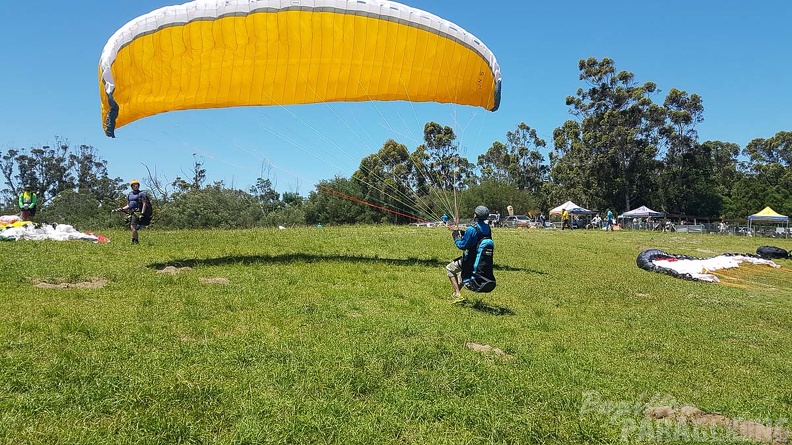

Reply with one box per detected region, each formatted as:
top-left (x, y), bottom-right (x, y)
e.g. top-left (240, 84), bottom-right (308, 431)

top-left (130, 179), bottom-right (140, 185)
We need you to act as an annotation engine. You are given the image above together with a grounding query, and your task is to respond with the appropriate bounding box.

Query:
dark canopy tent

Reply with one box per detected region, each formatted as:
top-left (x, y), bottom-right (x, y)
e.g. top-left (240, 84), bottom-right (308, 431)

top-left (618, 205), bottom-right (666, 231)
top-left (618, 205), bottom-right (666, 218)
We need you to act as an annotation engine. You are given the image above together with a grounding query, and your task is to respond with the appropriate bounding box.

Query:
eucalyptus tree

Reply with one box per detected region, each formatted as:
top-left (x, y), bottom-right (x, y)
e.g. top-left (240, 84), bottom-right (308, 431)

top-left (420, 122), bottom-right (474, 192)
top-left (737, 131), bottom-right (792, 216)
top-left (353, 139), bottom-right (417, 223)
top-left (0, 138), bottom-right (123, 209)
top-left (697, 140), bottom-right (742, 217)
top-left (0, 142), bottom-right (72, 205)
top-left (654, 88), bottom-right (718, 215)
top-left (477, 141), bottom-right (511, 183)
top-left (478, 123), bottom-right (547, 195)
top-left (507, 123), bottom-right (548, 194)
top-left (70, 144), bottom-right (123, 206)
top-left (171, 155), bottom-right (207, 192)
top-left (549, 119), bottom-right (594, 208)
top-left (249, 177), bottom-right (282, 213)
top-left (552, 57), bottom-right (665, 212)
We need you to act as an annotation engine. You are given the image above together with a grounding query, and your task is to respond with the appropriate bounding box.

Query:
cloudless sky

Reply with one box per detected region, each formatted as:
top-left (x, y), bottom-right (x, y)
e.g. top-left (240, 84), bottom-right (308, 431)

top-left (1, 1), bottom-right (789, 196)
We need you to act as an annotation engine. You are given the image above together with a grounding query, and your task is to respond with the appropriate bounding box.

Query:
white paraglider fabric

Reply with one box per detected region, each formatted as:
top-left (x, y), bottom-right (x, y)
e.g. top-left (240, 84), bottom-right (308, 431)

top-left (651, 254), bottom-right (780, 283)
top-left (0, 223), bottom-right (100, 242)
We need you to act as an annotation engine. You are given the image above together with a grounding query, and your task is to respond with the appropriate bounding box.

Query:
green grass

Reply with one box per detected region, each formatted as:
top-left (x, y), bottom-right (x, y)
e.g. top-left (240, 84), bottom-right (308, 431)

top-left (1, 226), bottom-right (790, 444)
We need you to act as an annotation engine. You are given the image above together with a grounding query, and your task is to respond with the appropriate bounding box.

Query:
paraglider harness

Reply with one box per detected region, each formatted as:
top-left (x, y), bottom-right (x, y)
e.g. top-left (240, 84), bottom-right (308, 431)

top-left (114, 191), bottom-right (153, 227)
top-left (460, 225), bottom-right (496, 293)
top-left (114, 206), bottom-right (152, 228)
top-left (133, 206), bottom-right (153, 227)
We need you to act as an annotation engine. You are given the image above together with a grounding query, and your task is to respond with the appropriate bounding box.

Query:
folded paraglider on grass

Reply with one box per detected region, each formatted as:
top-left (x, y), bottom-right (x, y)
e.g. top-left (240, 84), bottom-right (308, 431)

top-left (636, 248), bottom-right (783, 283)
top-left (0, 215), bottom-right (109, 242)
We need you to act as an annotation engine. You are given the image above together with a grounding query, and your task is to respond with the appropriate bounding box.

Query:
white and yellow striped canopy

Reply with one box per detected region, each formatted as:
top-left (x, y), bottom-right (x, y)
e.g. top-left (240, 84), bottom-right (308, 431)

top-left (99, 0), bottom-right (502, 137)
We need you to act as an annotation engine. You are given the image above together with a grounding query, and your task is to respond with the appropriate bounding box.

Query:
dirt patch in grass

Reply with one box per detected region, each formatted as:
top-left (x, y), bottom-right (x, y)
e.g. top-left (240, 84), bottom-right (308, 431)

top-left (199, 277), bottom-right (230, 284)
top-left (647, 405), bottom-right (788, 444)
top-left (34, 277), bottom-right (108, 289)
top-left (156, 266), bottom-right (193, 274)
top-left (466, 342), bottom-right (513, 360)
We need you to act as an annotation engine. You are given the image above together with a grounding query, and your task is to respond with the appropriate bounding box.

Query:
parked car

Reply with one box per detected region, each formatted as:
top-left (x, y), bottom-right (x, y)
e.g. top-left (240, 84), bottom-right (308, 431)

top-left (503, 214), bottom-right (531, 228)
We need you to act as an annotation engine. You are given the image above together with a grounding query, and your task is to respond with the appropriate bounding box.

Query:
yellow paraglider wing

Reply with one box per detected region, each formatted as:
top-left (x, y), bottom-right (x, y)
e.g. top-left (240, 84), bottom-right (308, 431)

top-left (99, 0), bottom-right (502, 137)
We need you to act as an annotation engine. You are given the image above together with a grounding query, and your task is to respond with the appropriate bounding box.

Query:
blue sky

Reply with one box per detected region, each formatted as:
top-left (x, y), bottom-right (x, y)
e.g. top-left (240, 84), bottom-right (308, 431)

top-left (1, 1), bottom-right (789, 196)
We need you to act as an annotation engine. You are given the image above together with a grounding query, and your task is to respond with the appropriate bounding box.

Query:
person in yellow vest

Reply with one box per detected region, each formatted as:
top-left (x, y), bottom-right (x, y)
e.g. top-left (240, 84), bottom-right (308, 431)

top-left (561, 208), bottom-right (570, 230)
top-left (18, 185), bottom-right (38, 221)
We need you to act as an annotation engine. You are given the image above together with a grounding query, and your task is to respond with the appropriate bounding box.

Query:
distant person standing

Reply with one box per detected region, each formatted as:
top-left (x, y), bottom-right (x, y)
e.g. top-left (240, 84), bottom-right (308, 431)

top-left (561, 209), bottom-right (570, 230)
top-left (719, 220), bottom-right (728, 234)
top-left (18, 185), bottom-right (38, 221)
top-left (605, 209), bottom-right (614, 231)
top-left (114, 179), bottom-right (150, 244)
top-left (590, 214), bottom-right (601, 229)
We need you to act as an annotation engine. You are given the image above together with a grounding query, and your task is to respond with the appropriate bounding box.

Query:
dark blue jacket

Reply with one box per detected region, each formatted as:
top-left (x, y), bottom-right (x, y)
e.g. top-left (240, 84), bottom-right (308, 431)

top-left (455, 221), bottom-right (491, 258)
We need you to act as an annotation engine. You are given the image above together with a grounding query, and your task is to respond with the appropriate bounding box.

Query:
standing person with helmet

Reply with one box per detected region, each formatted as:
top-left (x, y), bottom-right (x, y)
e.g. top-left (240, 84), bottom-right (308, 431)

top-left (445, 205), bottom-right (492, 304)
top-left (18, 185), bottom-right (38, 221)
top-left (114, 179), bottom-right (149, 244)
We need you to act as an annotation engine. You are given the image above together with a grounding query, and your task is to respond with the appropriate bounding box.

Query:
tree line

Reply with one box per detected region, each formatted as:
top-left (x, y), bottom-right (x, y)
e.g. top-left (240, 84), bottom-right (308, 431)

top-left (1, 57), bottom-right (790, 229)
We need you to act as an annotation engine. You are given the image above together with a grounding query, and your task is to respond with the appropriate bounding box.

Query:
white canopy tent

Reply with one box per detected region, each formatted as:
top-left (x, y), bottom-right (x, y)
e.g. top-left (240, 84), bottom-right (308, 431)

top-left (618, 205), bottom-right (666, 218)
top-left (549, 200), bottom-right (596, 215)
top-left (617, 205), bottom-right (666, 231)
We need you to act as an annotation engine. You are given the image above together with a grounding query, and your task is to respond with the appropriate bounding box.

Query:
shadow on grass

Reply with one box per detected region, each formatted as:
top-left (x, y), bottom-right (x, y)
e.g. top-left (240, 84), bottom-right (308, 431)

top-left (148, 253), bottom-right (541, 274)
top-left (469, 299), bottom-right (516, 316)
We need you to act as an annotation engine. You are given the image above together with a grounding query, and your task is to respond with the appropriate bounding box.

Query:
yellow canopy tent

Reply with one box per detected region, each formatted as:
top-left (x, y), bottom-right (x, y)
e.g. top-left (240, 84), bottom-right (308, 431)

top-left (747, 206), bottom-right (789, 237)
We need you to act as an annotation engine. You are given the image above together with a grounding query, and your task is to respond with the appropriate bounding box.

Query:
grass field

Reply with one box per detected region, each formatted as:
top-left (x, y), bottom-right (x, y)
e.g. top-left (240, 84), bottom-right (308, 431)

top-left (1, 226), bottom-right (790, 444)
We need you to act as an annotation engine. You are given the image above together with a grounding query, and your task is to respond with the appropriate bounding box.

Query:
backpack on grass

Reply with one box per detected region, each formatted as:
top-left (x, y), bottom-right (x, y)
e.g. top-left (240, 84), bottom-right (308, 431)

top-left (462, 225), bottom-right (496, 293)
top-left (756, 245), bottom-right (789, 259)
